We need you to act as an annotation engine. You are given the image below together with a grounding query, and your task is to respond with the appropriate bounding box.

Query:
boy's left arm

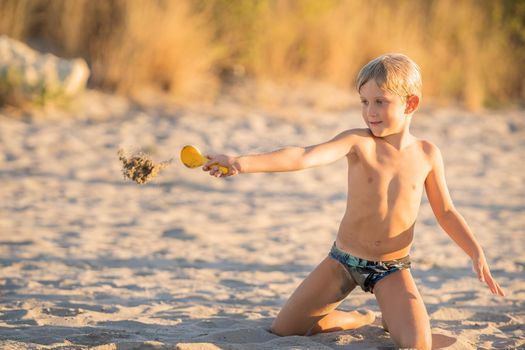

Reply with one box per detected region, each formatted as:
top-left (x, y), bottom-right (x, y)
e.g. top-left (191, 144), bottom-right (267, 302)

top-left (424, 143), bottom-right (505, 296)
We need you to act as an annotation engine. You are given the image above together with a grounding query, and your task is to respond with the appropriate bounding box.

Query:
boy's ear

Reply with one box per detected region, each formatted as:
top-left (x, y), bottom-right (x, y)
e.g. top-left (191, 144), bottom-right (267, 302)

top-left (405, 95), bottom-right (420, 114)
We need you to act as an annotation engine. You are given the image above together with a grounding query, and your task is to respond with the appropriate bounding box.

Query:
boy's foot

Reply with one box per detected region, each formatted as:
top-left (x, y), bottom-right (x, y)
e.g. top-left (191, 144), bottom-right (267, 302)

top-left (337, 309), bottom-right (376, 330)
top-left (309, 309), bottom-right (376, 335)
top-left (356, 309), bottom-right (376, 325)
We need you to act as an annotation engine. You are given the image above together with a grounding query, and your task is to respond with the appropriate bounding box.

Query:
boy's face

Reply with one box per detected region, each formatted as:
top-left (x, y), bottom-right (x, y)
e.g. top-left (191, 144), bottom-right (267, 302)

top-left (359, 80), bottom-right (411, 138)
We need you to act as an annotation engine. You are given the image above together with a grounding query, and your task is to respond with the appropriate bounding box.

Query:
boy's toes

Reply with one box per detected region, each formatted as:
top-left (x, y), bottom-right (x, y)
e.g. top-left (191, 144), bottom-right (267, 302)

top-left (350, 309), bottom-right (376, 326)
top-left (360, 309), bottom-right (376, 324)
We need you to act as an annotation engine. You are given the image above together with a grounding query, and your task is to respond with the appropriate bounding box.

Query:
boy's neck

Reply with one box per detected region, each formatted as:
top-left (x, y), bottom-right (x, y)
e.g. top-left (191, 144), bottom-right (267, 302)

top-left (380, 120), bottom-right (415, 151)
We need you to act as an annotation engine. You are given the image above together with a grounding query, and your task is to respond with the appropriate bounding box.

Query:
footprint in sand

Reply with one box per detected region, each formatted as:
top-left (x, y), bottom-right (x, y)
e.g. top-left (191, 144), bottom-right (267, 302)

top-left (162, 227), bottom-right (195, 241)
top-left (470, 312), bottom-right (513, 323)
top-left (0, 309), bottom-right (38, 325)
top-left (42, 307), bottom-right (84, 317)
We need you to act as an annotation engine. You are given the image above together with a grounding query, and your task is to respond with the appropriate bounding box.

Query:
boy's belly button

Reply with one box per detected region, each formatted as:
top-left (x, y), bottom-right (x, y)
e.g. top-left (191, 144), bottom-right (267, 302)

top-left (374, 240), bottom-right (381, 246)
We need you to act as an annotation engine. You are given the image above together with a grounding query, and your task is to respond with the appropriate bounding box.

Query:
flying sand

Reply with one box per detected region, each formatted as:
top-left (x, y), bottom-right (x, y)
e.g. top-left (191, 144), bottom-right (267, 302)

top-left (118, 148), bottom-right (172, 184)
top-left (118, 145), bottom-right (227, 184)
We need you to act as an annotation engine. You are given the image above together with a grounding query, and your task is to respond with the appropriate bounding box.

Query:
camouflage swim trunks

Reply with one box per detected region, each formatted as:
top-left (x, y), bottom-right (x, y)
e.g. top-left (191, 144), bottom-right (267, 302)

top-left (329, 242), bottom-right (411, 293)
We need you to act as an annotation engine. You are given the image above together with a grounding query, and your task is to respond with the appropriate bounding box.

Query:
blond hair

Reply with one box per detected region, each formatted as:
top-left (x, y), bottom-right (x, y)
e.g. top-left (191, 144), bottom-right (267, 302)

top-left (356, 53), bottom-right (422, 99)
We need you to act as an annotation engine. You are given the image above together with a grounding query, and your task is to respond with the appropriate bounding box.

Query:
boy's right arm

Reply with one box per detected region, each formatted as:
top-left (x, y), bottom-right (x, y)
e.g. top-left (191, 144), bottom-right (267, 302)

top-left (424, 142), bottom-right (505, 296)
top-left (203, 130), bottom-right (358, 177)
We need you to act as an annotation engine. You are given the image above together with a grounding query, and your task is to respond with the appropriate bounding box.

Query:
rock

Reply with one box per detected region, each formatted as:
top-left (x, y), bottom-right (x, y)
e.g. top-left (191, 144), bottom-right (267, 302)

top-left (0, 35), bottom-right (90, 105)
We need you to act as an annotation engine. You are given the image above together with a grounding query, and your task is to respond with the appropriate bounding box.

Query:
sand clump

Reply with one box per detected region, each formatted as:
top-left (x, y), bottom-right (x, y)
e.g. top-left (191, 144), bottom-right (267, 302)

top-left (118, 148), bottom-right (172, 184)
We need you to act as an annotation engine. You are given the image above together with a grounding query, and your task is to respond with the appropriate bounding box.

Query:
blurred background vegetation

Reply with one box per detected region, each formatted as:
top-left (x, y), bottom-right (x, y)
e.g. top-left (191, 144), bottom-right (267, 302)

top-left (0, 0), bottom-right (524, 110)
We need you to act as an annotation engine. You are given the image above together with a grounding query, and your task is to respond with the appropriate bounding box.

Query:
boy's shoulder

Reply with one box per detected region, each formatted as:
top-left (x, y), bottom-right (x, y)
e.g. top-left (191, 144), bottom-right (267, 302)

top-left (413, 138), bottom-right (444, 171)
top-left (417, 138), bottom-right (441, 157)
top-left (341, 128), bottom-right (372, 139)
top-left (337, 128), bottom-right (373, 149)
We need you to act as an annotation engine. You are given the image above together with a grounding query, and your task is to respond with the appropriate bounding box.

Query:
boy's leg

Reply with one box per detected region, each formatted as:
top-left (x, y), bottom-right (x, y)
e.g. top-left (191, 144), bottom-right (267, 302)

top-left (271, 256), bottom-right (375, 336)
top-left (373, 269), bottom-right (432, 350)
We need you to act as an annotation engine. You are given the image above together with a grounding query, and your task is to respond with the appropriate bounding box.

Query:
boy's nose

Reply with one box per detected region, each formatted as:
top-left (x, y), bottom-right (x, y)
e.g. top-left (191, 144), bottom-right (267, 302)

top-left (366, 107), bottom-right (378, 118)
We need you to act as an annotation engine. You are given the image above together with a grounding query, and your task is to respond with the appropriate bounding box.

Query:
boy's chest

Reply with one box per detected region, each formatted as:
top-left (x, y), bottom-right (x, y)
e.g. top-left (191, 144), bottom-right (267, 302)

top-left (348, 144), bottom-right (431, 188)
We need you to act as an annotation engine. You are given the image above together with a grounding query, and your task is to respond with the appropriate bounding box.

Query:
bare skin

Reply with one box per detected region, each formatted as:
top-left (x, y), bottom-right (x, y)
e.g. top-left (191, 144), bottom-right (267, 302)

top-left (269, 256), bottom-right (375, 336)
top-left (203, 80), bottom-right (505, 349)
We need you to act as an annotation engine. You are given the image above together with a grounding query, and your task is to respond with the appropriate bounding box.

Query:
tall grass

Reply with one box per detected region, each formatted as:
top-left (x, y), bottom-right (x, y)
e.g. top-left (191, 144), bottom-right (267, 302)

top-left (0, 0), bottom-right (218, 101)
top-left (0, 0), bottom-right (523, 109)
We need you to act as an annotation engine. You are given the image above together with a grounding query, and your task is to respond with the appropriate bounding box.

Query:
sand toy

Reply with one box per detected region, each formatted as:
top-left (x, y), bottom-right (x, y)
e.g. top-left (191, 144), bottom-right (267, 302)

top-left (180, 145), bottom-right (228, 175)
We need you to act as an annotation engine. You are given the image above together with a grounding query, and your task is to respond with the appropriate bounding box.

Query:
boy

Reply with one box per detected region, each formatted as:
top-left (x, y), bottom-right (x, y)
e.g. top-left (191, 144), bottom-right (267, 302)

top-left (202, 53), bottom-right (505, 349)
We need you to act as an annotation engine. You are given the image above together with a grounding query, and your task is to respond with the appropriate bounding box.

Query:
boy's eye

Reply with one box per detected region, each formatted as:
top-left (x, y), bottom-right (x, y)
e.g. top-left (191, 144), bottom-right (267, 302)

top-left (360, 100), bottom-right (368, 106)
top-left (375, 99), bottom-right (383, 105)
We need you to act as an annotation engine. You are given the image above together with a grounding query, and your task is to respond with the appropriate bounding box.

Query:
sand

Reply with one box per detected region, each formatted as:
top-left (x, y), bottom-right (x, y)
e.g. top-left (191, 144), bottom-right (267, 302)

top-left (0, 90), bottom-right (523, 349)
top-left (118, 149), bottom-right (172, 185)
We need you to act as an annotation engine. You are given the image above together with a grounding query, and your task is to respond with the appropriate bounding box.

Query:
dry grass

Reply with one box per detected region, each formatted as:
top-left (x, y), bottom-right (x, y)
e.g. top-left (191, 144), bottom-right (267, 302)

top-left (0, 0), bottom-right (219, 102)
top-left (0, 0), bottom-right (522, 109)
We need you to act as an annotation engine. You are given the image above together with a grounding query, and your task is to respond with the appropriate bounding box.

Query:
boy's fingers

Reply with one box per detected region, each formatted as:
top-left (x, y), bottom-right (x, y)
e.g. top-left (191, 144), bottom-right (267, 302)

top-left (497, 284), bottom-right (506, 297)
top-left (473, 258), bottom-right (505, 297)
top-left (490, 278), bottom-right (500, 295)
top-left (201, 154), bottom-right (236, 177)
top-left (473, 263), bottom-right (484, 282)
top-left (487, 278), bottom-right (497, 294)
top-left (204, 159), bottom-right (221, 171)
top-left (484, 271), bottom-right (505, 296)
top-left (203, 157), bottom-right (214, 168)
top-left (211, 166), bottom-right (222, 177)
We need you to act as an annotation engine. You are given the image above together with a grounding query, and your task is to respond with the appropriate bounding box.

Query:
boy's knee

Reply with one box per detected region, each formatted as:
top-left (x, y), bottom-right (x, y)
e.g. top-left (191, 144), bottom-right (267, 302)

top-left (397, 330), bottom-right (432, 350)
top-left (270, 319), bottom-right (306, 337)
top-left (269, 323), bottom-right (288, 337)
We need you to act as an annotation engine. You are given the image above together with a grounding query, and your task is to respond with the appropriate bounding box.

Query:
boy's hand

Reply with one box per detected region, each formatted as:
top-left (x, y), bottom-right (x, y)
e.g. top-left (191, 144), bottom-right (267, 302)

top-left (203, 154), bottom-right (239, 178)
top-left (471, 253), bottom-right (505, 296)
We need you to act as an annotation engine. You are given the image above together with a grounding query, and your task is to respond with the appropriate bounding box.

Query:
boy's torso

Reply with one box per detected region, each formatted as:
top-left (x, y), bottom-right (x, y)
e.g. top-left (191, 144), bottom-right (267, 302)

top-left (337, 129), bottom-right (433, 261)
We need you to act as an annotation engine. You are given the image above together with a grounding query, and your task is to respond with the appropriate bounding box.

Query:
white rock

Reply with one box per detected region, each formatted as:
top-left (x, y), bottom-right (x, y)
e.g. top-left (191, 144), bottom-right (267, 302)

top-left (0, 35), bottom-right (90, 103)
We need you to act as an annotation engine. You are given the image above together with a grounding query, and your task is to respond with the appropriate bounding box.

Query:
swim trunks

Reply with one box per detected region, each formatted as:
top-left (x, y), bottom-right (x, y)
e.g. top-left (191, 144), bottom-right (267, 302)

top-left (329, 242), bottom-right (411, 293)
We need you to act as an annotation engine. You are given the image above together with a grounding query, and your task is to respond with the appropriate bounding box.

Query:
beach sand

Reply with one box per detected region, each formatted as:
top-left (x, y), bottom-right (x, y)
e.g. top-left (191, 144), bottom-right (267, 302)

top-left (0, 90), bottom-right (523, 349)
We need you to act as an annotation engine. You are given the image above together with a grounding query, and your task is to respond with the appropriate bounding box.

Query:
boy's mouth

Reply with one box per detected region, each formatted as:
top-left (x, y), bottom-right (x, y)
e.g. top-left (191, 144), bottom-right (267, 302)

top-left (369, 121), bottom-right (382, 126)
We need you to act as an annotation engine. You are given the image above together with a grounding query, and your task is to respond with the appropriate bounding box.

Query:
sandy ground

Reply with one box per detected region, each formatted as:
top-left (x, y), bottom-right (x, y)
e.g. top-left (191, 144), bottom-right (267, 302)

top-left (0, 90), bottom-right (524, 349)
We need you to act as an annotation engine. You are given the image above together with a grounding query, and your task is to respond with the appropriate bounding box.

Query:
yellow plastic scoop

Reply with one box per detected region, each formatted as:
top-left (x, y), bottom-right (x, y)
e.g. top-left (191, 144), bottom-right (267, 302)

top-left (180, 145), bottom-right (228, 175)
